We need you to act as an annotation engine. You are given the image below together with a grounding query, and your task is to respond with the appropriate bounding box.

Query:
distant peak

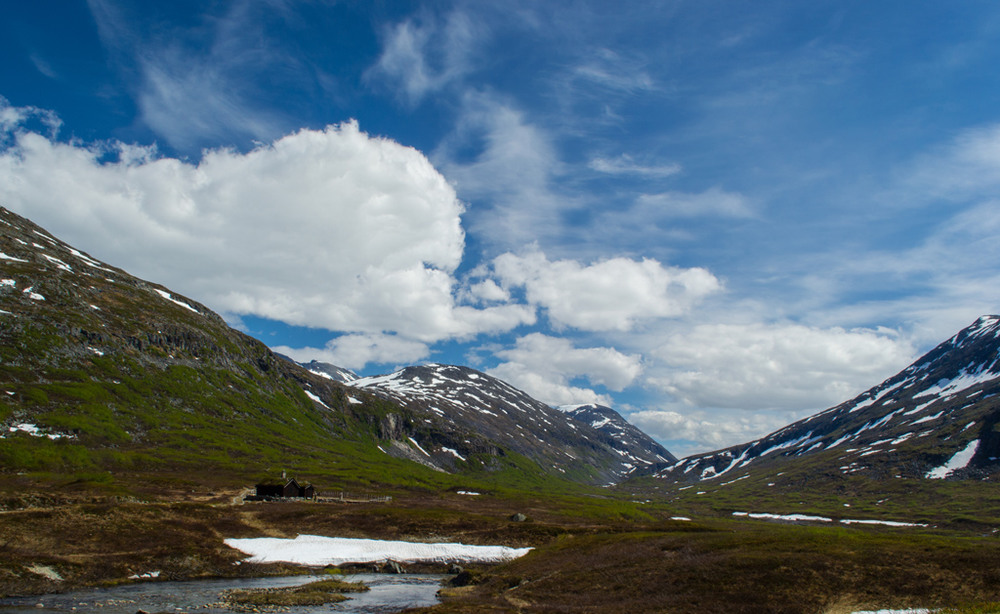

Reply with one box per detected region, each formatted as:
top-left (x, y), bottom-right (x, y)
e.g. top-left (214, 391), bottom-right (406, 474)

top-left (973, 315), bottom-right (1000, 327)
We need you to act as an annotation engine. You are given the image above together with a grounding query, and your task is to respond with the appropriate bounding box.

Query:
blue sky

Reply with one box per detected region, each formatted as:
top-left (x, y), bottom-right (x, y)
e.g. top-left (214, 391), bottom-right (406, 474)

top-left (3, 1), bottom-right (1000, 457)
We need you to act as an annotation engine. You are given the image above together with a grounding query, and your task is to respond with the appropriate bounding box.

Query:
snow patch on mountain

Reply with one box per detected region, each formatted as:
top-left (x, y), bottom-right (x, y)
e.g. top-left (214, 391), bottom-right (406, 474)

top-left (926, 439), bottom-right (980, 479)
top-left (153, 288), bottom-right (200, 313)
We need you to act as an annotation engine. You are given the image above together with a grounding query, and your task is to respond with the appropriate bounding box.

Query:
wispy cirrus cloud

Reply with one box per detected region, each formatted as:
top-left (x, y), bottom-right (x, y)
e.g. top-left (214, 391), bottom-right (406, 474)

top-left (634, 187), bottom-right (754, 219)
top-left (435, 91), bottom-right (572, 249)
top-left (367, 10), bottom-right (483, 106)
top-left (570, 48), bottom-right (654, 94)
top-left (588, 153), bottom-right (681, 177)
top-left (87, 0), bottom-right (309, 151)
top-left (895, 123), bottom-right (1000, 205)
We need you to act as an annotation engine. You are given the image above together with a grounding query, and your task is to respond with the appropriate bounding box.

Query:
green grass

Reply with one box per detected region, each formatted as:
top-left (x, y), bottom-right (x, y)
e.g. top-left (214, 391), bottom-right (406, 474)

top-left (421, 520), bottom-right (1000, 614)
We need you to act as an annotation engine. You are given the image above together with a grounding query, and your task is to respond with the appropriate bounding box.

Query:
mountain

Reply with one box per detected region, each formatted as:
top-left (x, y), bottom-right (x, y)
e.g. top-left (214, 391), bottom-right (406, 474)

top-left (349, 364), bottom-right (672, 484)
top-left (558, 403), bottom-right (676, 468)
top-left (655, 316), bottom-right (1000, 486)
top-left (283, 357), bottom-right (359, 383)
top-left (0, 206), bottom-right (672, 496)
top-left (0, 207), bottom-right (596, 495)
top-left (0, 206), bottom-right (430, 492)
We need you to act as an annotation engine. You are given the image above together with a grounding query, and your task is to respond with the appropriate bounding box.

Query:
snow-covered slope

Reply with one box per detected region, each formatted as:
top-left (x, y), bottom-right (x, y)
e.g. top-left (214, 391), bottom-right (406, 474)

top-left (657, 316), bottom-right (1000, 484)
top-left (350, 364), bottom-right (670, 484)
top-left (559, 403), bottom-right (676, 468)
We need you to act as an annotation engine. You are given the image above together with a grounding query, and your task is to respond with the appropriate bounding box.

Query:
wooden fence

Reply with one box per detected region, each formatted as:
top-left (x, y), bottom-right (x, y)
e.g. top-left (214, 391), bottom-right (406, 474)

top-left (316, 492), bottom-right (393, 504)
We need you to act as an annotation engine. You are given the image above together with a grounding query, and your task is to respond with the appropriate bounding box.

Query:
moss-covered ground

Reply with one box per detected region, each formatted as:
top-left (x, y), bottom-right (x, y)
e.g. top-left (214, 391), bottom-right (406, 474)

top-left (1, 486), bottom-right (999, 613)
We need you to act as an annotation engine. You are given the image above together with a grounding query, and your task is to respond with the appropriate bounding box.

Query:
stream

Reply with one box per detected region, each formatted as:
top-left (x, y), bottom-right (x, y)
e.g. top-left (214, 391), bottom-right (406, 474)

top-left (0, 573), bottom-right (447, 613)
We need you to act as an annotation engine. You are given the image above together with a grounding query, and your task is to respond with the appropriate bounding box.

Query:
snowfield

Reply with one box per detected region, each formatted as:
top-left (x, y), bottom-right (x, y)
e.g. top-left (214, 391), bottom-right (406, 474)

top-left (224, 535), bottom-right (532, 566)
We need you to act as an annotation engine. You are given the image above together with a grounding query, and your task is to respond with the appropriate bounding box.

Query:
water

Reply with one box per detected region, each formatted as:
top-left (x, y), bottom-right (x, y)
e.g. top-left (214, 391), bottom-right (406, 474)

top-left (0, 573), bottom-right (447, 613)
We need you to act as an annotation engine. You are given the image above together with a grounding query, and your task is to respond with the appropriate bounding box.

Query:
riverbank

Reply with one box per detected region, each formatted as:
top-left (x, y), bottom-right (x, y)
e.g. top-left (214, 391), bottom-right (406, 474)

top-left (4, 492), bottom-right (1000, 613)
top-left (0, 572), bottom-right (447, 613)
top-left (0, 490), bottom-right (563, 598)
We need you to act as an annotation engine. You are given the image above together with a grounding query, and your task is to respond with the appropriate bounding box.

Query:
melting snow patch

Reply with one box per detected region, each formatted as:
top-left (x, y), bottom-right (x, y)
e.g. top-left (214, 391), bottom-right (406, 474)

top-left (0, 252), bottom-right (28, 263)
top-left (909, 412), bottom-right (942, 426)
top-left (1, 279), bottom-right (15, 287)
top-left (153, 289), bottom-right (199, 313)
top-left (849, 610), bottom-right (931, 614)
top-left (719, 474), bottom-right (749, 487)
top-left (224, 535), bottom-right (531, 565)
top-left (22, 286), bottom-right (44, 300)
top-left (457, 491), bottom-right (480, 496)
top-left (904, 399), bottom-right (938, 416)
top-left (735, 512), bottom-right (928, 528)
top-left (347, 395), bottom-right (363, 405)
top-left (128, 571), bottom-right (161, 580)
top-left (441, 447), bottom-right (466, 461)
top-left (6, 423), bottom-right (74, 440)
top-left (42, 254), bottom-right (72, 272)
top-left (914, 368), bottom-right (997, 401)
top-left (754, 432), bottom-right (818, 458)
top-left (733, 512), bottom-right (833, 523)
top-left (66, 247), bottom-right (113, 271)
top-left (303, 389), bottom-right (328, 408)
top-left (825, 432), bottom-right (856, 451)
top-left (408, 436), bottom-right (430, 457)
top-left (840, 519), bottom-right (929, 528)
top-left (849, 397), bottom-right (876, 413)
top-left (926, 439), bottom-right (980, 479)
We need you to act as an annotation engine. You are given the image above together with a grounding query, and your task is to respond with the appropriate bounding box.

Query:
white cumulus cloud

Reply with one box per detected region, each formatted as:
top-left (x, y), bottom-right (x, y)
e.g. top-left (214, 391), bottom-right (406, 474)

top-left (647, 322), bottom-right (916, 412)
top-left (0, 109), bottom-right (534, 345)
top-left (487, 333), bottom-right (642, 406)
top-left (367, 11), bottom-right (481, 105)
top-left (490, 251), bottom-right (722, 331)
top-left (629, 408), bottom-right (806, 458)
top-left (274, 334), bottom-right (431, 372)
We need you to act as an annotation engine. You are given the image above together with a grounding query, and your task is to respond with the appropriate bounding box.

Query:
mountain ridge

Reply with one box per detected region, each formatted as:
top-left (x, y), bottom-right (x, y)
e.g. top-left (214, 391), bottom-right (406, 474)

top-left (653, 315), bottom-right (1000, 486)
top-left (0, 206), bottom-right (662, 493)
top-left (347, 363), bottom-right (672, 484)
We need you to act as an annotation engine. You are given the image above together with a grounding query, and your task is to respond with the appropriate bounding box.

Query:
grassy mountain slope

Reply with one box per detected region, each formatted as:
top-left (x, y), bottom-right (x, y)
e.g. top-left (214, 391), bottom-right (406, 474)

top-left (622, 316), bottom-right (1000, 524)
top-left (0, 207), bottom-right (586, 499)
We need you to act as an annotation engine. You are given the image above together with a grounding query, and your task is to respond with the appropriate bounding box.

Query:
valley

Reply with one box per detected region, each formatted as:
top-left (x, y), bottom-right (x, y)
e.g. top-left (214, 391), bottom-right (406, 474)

top-left (3, 207), bottom-right (1000, 612)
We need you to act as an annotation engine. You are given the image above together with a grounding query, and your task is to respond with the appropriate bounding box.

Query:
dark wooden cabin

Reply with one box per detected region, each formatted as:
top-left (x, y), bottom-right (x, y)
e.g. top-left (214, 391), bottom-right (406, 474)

top-left (254, 478), bottom-right (316, 499)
